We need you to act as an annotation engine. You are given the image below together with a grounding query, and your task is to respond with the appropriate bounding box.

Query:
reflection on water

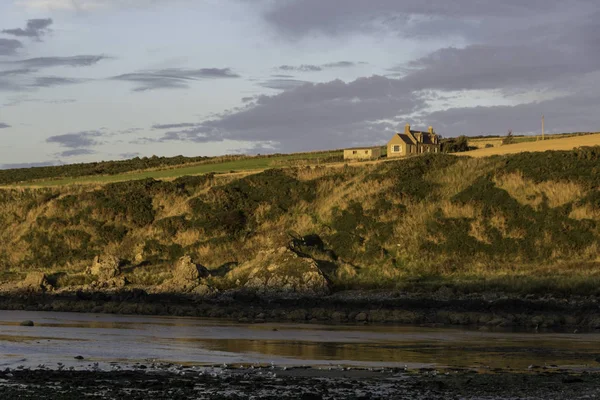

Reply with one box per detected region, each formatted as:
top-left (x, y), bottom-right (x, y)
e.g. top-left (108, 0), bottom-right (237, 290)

top-left (185, 338), bottom-right (600, 370)
top-left (1, 310), bottom-right (599, 370)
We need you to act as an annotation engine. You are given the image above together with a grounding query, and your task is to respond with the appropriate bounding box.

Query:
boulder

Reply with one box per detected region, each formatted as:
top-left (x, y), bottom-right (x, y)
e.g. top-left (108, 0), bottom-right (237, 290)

top-left (19, 272), bottom-right (52, 292)
top-left (87, 255), bottom-right (121, 281)
top-left (235, 247), bottom-right (330, 295)
top-left (162, 256), bottom-right (212, 293)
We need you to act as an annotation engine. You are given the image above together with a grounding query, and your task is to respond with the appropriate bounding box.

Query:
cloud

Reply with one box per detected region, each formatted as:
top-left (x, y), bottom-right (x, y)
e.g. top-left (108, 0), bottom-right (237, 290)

top-left (46, 130), bottom-right (103, 149)
top-left (0, 68), bottom-right (35, 76)
top-left (395, 44), bottom-right (597, 92)
top-left (58, 148), bottom-right (96, 157)
top-left (0, 160), bottom-right (61, 170)
top-left (156, 75), bottom-right (424, 151)
top-left (3, 96), bottom-right (76, 107)
top-left (261, 0), bottom-right (592, 37)
top-left (276, 61), bottom-right (356, 72)
top-left (2, 18), bottom-right (53, 40)
top-left (16, 0), bottom-right (159, 11)
top-left (111, 67), bottom-right (240, 91)
top-left (31, 76), bottom-right (84, 87)
top-left (423, 90), bottom-right (600, 137)
top-left (278, 64), bottom-right (322, 72)
top-left (259, 78), bottom-right (310, 90)
top-left (0, 39), bottom-right (23, 56)
top-left (7, 55), bottom-right (109, 69)
top-left (152, 122), bottom-right (198, 130)
top-left (119, 152), bottom-right (141, 159)
top-left (0, 123), bottom-right (10, 129)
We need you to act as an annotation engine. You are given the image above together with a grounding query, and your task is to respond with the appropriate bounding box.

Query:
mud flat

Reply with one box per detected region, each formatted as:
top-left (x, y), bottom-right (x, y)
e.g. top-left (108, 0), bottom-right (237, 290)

top-left (1, 365), bottom-right (599, 399)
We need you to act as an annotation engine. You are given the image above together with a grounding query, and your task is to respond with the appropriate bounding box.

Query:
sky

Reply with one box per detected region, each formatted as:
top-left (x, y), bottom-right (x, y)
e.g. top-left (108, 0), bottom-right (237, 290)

top-left (0, 0), bottom-right (598, 168)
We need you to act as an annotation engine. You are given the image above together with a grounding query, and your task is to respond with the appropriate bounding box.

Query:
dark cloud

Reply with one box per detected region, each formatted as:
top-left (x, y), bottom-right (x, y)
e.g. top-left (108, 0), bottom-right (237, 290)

top-left (0, 161), bottom-right (61, 170)
top-left (32, 76), bottom-right (84, 87)
top-left (0, 68), bottom-right (35, 77)
top-left (8, 55), bottom-right (109, 69)
top-left (2, 18), bottom-right (53, 41)
top-left (0, 39), bottom-right (23, 56)
top-left (278, 64), bottom-right (322, 72)
top-left (259, 78), bottom-right (310, 90)
top-left (276, 61), bottom-right (356, 72)
top-left (0, 123), bottom-right (10, 129)
top-left (3, 97), bottom-right (76, 107)
top-left (152, 122), bottom-right (198, 130)
top-left (156, 75), bottom-right (423, 151)
top-left (395, 44), bottom-right (597, 92)
top-left (46, 130), bottom-right (103, 149)
top-left (423, 91), bottom-right (600, 137)
top-left (111, 68), bottom-right (240, 91)
top-left (261, 0), bottom-right (592, 37)
top-left (119, 152), bottom-right (141, 159)
top-left (58, 148), bottom-right (96, 157)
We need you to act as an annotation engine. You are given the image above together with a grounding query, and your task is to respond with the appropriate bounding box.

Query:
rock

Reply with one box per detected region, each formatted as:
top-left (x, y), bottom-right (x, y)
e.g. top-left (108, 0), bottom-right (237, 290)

top-left (162, 256), bottom-right (212, 294)
top-left (74, 356), bottom-right (84, 360)
top-left (355, 312), bottom-right (368, 322)
top-left (19, 272), bottom-right (52, 292)
top-left (87, 255), bottom-right (121, 281)
top-left (232, 247), bottom-right (330, 295)
top-left (91, 276), bottom-right (128, 289)
top-left (20, 320), bottom-right (34, 327)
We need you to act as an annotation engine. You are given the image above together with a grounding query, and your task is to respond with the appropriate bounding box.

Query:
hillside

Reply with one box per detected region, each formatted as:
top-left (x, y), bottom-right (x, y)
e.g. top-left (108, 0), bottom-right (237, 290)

top-left (1, 146), bottom-right (599, 298)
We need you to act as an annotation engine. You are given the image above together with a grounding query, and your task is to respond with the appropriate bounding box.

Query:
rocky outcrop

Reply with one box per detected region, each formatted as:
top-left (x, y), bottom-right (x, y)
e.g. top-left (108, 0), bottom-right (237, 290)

top-left (19, 272), bottom-right (52, 292)
top-left (231, 247), bottom-right (330, 295)
top-left (86, 255), bottom-right (127, 289)
top-left (87, 255), bottom-right (121, 281)
top-left (161, 256), bottom-right (212, 294)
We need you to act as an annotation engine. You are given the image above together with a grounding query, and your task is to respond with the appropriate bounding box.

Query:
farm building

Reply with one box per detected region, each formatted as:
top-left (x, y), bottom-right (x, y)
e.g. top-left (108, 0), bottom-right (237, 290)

top-left (343, 147), bottom-right (382, 160)
top-left (387, 124), bottom-right (440, 158)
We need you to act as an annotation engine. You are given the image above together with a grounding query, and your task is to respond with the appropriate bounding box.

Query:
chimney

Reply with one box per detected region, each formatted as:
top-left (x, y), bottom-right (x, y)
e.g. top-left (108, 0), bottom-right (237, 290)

top-left (428, 126), bottom-right (434, 134)
top-left (404, 123), bottom-right (411, 135)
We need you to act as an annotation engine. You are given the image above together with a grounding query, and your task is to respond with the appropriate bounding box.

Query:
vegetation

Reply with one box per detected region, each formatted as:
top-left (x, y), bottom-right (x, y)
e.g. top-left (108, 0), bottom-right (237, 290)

top-left (1, 147), bottom-right (599, 295)
top-left (441, 136), bottom-right (474, 153)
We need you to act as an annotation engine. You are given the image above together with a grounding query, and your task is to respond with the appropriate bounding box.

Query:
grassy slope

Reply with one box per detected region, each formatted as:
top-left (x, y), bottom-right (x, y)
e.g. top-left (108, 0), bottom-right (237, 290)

top-left (1, 146), bottom-right (599, 296)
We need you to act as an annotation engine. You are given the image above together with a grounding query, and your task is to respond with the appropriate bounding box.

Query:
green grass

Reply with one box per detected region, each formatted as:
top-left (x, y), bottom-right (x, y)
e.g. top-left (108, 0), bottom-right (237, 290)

top-left (8, 150), bottom-right (343, 187)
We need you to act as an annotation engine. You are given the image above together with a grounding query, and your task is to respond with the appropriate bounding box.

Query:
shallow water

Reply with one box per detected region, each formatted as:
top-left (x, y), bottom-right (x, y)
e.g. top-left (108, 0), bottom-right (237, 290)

top-left (1, 310), bottom-right (599, 371)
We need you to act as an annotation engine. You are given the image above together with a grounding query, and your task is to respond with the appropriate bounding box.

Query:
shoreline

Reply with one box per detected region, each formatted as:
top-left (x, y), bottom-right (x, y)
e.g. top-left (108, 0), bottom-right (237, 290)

top-left (2, 289), bottom-right (600, 330)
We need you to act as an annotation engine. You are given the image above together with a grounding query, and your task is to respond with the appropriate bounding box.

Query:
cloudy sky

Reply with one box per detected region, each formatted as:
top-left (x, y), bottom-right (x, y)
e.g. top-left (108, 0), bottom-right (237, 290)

top-left (0, 0), bottom-right (598, 168)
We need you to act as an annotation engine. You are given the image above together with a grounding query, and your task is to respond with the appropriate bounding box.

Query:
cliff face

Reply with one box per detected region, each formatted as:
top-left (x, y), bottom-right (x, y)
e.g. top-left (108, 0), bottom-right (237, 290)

top-left (1, 148), bottom-right (599, 296)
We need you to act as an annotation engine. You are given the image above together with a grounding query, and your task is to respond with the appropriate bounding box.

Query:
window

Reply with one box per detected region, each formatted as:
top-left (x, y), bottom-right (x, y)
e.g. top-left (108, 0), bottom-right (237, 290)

top-left (365, 150), bottom-right (369, 154)
top-left (352, 150), bottom-right (357, 154)
top-left (392, 145), bottom-right (401, 153)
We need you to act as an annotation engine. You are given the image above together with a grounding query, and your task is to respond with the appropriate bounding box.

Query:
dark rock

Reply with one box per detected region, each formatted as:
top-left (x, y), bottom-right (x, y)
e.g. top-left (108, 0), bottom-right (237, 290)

top-left (19, 320), bottom-right (34, 327)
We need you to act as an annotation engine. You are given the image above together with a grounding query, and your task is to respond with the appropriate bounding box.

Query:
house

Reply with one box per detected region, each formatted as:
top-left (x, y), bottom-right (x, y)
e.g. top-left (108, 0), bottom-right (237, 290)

top-left (343, 146), bottom-right (382, 160)
top-left (387, 124), bottom-right (441, 158)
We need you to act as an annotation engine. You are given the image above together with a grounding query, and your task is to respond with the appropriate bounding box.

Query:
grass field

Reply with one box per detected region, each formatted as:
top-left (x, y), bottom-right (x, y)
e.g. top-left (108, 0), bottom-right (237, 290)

top-left (458, 133), bottom-right (600, 158)
top-left (4, 150), bottom-right (343, 188)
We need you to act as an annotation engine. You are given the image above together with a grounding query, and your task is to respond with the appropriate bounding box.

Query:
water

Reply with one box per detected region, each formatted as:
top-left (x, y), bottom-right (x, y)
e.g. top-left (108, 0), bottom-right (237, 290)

top-left (1, 310), bottom-right (599, 371)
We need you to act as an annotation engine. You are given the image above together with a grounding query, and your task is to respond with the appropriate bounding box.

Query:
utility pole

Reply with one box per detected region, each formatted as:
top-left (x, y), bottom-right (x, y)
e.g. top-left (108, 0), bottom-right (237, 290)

top-left (542, 115), bottom-right (545, 140)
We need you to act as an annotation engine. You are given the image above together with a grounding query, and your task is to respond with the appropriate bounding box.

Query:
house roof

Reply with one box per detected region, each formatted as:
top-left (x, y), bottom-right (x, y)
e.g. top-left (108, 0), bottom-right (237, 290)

top-left (391, 133), bottom-right (416, 144)
top-left (390, 131), bottom-right (438, 145)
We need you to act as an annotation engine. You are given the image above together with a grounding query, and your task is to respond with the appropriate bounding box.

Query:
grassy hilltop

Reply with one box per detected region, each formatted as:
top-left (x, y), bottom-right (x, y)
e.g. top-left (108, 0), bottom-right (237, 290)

top-left (1, 146), bottom-right (599, 296)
